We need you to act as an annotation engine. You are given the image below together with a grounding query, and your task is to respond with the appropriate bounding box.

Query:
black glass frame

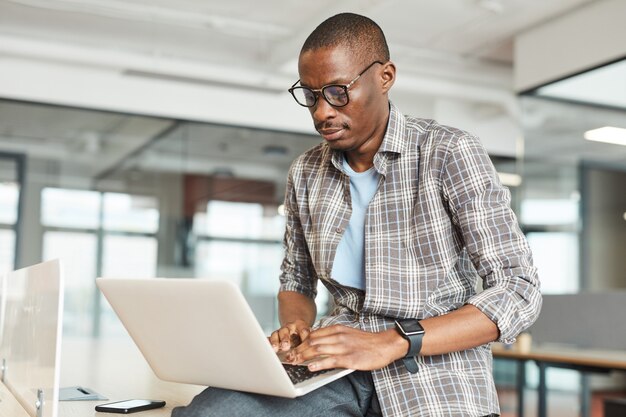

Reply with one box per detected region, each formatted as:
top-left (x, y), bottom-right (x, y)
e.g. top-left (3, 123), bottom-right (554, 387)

top-left (288, 61), bottom-right (384, 108)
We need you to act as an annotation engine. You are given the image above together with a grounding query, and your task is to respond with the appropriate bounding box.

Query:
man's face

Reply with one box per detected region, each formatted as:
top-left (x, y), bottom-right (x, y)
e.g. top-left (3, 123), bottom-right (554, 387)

top-left (297, 46), bottom-right (391, 152)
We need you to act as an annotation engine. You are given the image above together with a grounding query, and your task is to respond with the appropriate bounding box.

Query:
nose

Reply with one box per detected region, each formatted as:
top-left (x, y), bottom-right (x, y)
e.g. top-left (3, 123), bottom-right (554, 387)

top-left (311, 95), bottom-right (337, 124)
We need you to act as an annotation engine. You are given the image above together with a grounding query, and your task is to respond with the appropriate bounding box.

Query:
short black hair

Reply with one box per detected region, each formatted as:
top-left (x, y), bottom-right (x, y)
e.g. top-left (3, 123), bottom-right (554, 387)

top-left (300, 13), bottom-right (390, 64)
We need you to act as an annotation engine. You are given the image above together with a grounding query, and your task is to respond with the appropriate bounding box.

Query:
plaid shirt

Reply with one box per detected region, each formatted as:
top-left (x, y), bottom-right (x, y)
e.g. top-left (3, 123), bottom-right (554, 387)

top-left (279, 103), bottom-right (541, 417)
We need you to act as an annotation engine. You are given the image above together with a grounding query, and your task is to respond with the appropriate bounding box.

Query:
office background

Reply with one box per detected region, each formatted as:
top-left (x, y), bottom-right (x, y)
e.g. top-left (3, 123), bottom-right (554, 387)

top-left (0, 0), bottom-right (625, 414)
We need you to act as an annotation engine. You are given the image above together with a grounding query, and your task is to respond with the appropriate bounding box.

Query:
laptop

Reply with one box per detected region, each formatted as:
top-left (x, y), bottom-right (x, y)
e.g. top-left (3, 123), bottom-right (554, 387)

top-left (96, 278), bottom-right (353, 398)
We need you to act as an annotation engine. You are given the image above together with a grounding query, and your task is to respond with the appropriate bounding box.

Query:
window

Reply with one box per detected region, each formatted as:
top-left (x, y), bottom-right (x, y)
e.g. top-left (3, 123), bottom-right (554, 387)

top-left (41, 188), bottom-right (101, 229)
top-left (527, 232), bottom-right (579, 294)
top-left (0, 229), bottom-right (15, 274)
top-left (41, 187), bottom-right (159, 337)
top-left (43, 231), bottom-right (97, 335)
top-left (521, 198), bottom-right (580, 294)
top-left (102, 235), bottom-right (157, 277)
top-left (0, 182), bottom-right (19, 225)
top-left (0, 156), bottom-right (21, 273)
top-left (103, 193), bottom-right (159, 233)
top-left (0, 183), bottom-right (18, 273)
top-left (193, 200), bottom-right (329, 333)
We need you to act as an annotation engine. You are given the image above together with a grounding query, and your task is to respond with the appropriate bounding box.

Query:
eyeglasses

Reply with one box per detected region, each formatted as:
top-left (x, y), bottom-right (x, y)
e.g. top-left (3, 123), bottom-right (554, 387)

top-left (288, 61), bottom-right (383, 108)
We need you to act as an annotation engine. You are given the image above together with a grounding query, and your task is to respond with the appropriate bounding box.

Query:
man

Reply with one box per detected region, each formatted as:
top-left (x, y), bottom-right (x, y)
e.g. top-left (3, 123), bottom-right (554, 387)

top-left (174, 12), bottom-right (541, 417)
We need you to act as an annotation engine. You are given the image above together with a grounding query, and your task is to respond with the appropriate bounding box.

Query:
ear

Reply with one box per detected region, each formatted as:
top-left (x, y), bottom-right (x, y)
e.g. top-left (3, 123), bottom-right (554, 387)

top-left (380, 61), bottom-right (396, 93)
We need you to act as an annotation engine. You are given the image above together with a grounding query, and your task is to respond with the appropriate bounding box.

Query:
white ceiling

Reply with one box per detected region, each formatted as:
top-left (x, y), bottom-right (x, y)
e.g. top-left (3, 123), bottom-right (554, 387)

top-left (1, 0), bottom-right (618, 190)
top-left (0, 0), bottom-right (597, 80)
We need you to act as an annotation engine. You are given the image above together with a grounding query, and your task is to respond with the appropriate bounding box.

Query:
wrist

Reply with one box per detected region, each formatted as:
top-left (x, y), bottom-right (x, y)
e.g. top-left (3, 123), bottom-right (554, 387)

top-left (382, 328), bottom-right (410, 363)
top-left (393, 319), bottom-right (425, 373)
top-left (279, 317), bottom-right (314, 329)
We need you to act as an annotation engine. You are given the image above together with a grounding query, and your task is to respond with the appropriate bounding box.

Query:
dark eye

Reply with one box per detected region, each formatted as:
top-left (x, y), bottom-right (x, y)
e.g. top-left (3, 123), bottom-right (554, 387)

top-left (291, 87), bottom-right (317, 107)
top-left (323, 86), bottom-right (348, 106)
top-left (302, 89), bottom-right (317, 106)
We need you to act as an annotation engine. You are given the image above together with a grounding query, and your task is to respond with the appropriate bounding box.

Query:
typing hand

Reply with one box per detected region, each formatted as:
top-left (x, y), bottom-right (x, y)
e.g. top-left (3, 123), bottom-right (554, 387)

top-left (276, 334), bottom-right (303, 363)
top-left (290, 325), bottom-right (405, 372)
top-left (268, 319), bottom-right (311, 354)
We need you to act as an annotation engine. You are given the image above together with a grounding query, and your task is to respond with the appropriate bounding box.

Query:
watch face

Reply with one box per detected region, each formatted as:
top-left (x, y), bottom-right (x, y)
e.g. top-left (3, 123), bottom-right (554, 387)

top-left (398, 320), bottom-right (424, 335)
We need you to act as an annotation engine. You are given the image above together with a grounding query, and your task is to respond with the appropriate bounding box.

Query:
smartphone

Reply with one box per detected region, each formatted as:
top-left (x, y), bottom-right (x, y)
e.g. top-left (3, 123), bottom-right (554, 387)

top-left (95, 399), bottom-right (166, 414)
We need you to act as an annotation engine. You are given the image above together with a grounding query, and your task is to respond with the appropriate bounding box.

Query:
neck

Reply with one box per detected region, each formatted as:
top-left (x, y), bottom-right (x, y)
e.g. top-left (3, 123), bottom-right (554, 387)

top-left (344, 102), bottom-right (390, 172)
top-left (344, 153), bottom-right (374, 172)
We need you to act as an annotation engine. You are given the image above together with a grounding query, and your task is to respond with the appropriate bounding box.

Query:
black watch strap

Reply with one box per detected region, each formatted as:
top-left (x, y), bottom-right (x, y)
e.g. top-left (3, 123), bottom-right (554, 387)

top-left (394, 319), bottom-right (425, 374)
top-left (402, 356), bottom-right (419, 373)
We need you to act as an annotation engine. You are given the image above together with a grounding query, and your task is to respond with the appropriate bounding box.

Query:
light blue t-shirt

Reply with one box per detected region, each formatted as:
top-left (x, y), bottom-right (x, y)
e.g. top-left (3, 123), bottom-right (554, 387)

top-left (330, 158), bottom-right (380, 290)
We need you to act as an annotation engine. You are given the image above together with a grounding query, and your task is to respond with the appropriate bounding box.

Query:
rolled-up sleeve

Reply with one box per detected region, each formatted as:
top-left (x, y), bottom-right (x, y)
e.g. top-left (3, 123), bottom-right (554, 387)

top-left (441, 134), bottom-right (542, 343)
top-left (278, 160), bottom-right (318, 300)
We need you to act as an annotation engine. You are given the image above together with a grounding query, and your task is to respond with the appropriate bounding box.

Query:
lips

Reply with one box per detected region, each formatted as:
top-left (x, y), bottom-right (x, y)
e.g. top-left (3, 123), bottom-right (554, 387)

top-left (318, 128), bottom-right (344, 141)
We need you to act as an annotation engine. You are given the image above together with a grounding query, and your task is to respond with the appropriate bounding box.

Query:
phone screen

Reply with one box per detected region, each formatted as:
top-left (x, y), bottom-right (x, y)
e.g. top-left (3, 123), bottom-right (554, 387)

top-left (95, 399), bottom-right (166, 414)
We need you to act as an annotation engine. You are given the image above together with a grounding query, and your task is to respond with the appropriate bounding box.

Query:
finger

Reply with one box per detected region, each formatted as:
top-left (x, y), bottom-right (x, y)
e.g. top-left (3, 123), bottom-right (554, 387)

top-left (307, 324), bottom-right (347, 338)
top-left (268, 333), bottom-right (280, 352)
top-left (306, 355), bottom-right (341, 372)
top-left (289, 332), bottom-right (302, 347)
top-left (293, 331), bottom-right (345, 355)
top-left (298, 327), bottom-right (311, 342)
top-left (295, 342), bottom-right (349, 365)
top-left (278, 327), bottom-right (294, 351)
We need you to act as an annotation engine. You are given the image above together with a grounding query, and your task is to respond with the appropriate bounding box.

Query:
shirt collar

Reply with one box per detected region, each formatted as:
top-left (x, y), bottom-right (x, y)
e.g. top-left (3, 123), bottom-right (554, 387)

top-left (329, 101), bottom-right (408, 175)
top-left (377, 102), bottom-right (408, 155)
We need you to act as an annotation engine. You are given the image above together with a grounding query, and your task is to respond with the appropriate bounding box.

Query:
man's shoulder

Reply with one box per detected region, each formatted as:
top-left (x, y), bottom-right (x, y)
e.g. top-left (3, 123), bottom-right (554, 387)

top-left (403, 114), bottom-right (475, 150)
top-left (289, 141), bottom-right (328, 174)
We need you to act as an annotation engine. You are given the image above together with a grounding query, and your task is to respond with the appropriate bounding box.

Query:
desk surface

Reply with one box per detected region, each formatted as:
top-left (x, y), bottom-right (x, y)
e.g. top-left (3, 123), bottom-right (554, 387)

top-left (492, 343), bottom-right (626, 371)
top-left (0, 382), bottom-right (30, 417)
top-left (59, 337), bottom-right (204, 417)
top-left (7, 339), bottom-right (624, 417)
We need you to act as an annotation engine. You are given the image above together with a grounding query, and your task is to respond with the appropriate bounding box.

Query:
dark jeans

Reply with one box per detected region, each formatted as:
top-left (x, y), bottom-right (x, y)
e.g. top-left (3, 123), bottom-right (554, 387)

top-left (171, 371), bottom-right (499, 417)
top-left (171, 371), bottom-right (380, 417)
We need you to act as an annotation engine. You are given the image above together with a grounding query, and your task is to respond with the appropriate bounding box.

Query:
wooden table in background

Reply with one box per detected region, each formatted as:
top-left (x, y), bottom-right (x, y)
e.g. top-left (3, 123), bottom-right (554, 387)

top-left (492, 343), bottom-right (626, 417)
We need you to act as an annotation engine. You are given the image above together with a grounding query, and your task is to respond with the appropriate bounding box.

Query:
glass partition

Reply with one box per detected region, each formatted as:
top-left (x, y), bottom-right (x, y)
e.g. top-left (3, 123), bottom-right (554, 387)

top-left (519, 95), bottom-right (626, 293)
top-left (3, 94), bottom-right (624, 344)
top-left (0, 99), bottom-right (325, 338)
top-left (511, 80), bottom-right (626, 395)
top-left (0, 259), bottom-right (64, 417)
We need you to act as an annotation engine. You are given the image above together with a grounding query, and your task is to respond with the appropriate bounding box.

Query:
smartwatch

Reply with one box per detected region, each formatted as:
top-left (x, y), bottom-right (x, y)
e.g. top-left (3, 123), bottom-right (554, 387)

top-left (394, 319), bottom-right (425, 373)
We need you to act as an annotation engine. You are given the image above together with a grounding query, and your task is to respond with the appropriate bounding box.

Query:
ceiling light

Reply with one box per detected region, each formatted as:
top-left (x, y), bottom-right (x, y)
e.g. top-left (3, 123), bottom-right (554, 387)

top-left (584, 126), bottom-right (626, 146)
top-left (623, 212), bottom-right (626, 222)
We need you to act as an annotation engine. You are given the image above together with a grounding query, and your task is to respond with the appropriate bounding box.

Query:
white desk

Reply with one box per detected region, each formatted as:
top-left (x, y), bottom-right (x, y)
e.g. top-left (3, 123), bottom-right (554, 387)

top-left (0, 381), bottom-right (30, 417)
top-left (59, 337), bottom-right (204, 417)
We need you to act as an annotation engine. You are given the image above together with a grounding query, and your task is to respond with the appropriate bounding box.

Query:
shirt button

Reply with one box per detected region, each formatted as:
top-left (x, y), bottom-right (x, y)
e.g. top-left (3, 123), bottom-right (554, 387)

top-left (335, 227), bottom-right (343, 233)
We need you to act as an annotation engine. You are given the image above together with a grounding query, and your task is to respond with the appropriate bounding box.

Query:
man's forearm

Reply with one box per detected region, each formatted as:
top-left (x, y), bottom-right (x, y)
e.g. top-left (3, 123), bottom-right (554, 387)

top-left (418, 304), bottom-right (499, 356)
top-left (367, 305), bottom-right (498, 367)
top-left (278, 290), bottom-right (317, 327)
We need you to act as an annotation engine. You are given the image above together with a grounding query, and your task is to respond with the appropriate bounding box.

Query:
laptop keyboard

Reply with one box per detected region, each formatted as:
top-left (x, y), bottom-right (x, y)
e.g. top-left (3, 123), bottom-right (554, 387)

top-left (282, 363), bottom-right (332, 385)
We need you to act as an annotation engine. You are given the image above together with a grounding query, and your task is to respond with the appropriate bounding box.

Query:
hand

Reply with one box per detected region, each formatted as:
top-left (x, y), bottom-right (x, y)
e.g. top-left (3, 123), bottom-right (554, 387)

top-left (268, 319), bottom-right (312, 353)
top-left (290, 325), bottom-right (408, 372)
